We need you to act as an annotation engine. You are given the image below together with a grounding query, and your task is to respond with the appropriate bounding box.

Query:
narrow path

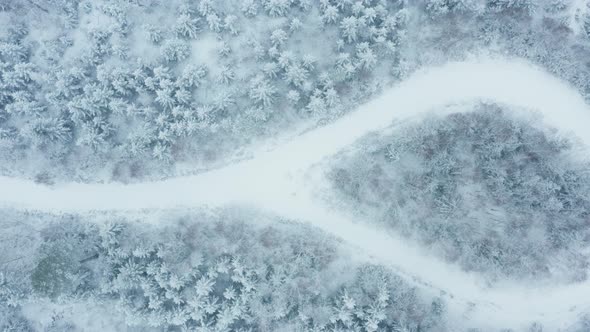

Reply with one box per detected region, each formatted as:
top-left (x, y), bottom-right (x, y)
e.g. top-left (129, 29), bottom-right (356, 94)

top-left (2, 57), bottom-right (590, 330)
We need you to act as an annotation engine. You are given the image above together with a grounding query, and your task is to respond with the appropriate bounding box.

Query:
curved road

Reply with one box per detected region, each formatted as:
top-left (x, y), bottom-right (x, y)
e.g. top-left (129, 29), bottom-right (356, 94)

top-left (2, 57), bottom-right (590, 330)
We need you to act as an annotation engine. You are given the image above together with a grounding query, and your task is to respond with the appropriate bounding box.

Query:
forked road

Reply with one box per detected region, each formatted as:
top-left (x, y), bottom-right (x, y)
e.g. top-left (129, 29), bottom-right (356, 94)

top-left (2, 57), bottom-right (590, 330)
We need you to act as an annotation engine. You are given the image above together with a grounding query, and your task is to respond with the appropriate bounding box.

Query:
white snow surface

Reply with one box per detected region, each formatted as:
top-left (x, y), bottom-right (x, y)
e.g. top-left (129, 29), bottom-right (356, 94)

top-left (2, 57), bottom-right (590, 330)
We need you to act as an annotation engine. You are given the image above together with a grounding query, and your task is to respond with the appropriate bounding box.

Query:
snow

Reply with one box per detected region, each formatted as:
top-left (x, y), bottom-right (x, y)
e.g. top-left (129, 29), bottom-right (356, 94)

top-left (2, 56), bottom-right (590, 330)
top-left (21, 299), bottom-right (128, 332)
top-left (189, 33), bottom-right (222, 71)
top-left (569, 0), bottom-right (589, 35)
top-left (0, 13), bottom-right (10, 40)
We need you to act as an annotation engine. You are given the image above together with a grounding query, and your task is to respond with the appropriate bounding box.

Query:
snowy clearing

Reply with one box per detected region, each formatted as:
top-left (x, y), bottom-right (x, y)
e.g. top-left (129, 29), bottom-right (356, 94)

top-left (2, 57), bottom-right (590, 330)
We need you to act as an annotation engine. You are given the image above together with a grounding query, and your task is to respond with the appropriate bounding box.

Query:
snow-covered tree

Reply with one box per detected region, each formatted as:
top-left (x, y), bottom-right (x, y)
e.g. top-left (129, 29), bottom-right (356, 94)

top-left (241, 0), bottom-right (259, 17)
top-left (218, 66), bottom-right (235, 84)
top-left (487, 0), bottom-right (535, 14)
top-left (144, 24), bottom-right (163, 44)
top-left (206, 13), bottom-right (222, 32)
top-left (356, 43), bottom-right (377, 70)
top-left (178, 65), bottom-right (208, 89)
top-left (284, 63), bottom-right (308, 87)
top-left (249, 77), bottom-right (276, 107)
top-left (175, 14), bottom-right (201, 38)
top-left (286, 90), bottom-right (300, 104)
top-left (324, 87), bottom-right (339, 107)
top-left (270, 29), bottom-right (288, 46)
top-left (161, 39), bottom-right (190, 62)
top-left (290, 17), bottom-right (303, 32)
top-left (224, 15), bottom-right (240, 35)
top-left (5, 99), bottom-right (45, 117)
top-left (340, 16), bottom-right (364, 42)
top-left (218, 42), bottom-right (231, 57)
top-left (174, 89), bottom-right (192, 105)
top-left (263, 62), bottom-right (280, 78)
top-left (264, 0), bottom-right (290, 17)
top-left (155, 88), bottom-right (176, 109)
top-left (323, 5), bottom-right (340, 24)
top-left (26, 117), bottom-right (71, 144)
top-left (306, 89), bottom-right (327, 113)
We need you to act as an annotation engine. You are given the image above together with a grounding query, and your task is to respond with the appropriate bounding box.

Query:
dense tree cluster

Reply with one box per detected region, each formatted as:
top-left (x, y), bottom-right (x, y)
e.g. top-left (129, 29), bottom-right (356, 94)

top-left (0, 210), bottom-right (446, 331)
top-left (2, 1), bottom-right (590, 182)
top-left (0, 0), bottom-right (409, 182)
top-left (329, 104), bottom-right (590, 282)
top-left (410, 0), bottom-right (590, 96)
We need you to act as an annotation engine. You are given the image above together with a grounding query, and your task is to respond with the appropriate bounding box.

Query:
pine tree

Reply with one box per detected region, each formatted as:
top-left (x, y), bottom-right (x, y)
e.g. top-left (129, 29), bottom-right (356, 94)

top-left (224, 15), bottom-right (240, 35)
top-left (0, 42), bottom-right (28, 62)
top-left (270, 29), bottom-right (288, 46)
top-left (323, 5), bottom-right (340, 24)
top-left (286, 90), bottom-right (300, 105)
top-left (174, 89), bottom-right (192, 105)
top-left (306, 90), bottom-right (327, 114)
top-left (161, 40), bottom-right (190, 62)
top-left (249, 77), bottom-right (276, 107)
top-left (6, 99), bottom-right (45, 117)
top-left (179, 65), bottom-right (208, 89)
top-left (27, 118), bottom-right (70, 144)
top-left (324, 87), bottom-right (339, 108)
top-left (265, 0), bottom-right (290, 17)
top-left (176, 14), bottom-right (201, 39)
top-left (218, 66), bottom-right (236, 84)
top-left (263, 62), bottom-right (280, 78)
top-left (290, 18), bottom-right (303, 32)
top-left (425, 0), bottom-right (451, 17)
top-left (242, 0), bottom-right (259, 17)
top-left (155, 88), bottom-right (176, 109)
top-left (284, 63), bottom-right (308, 87)
top-left (356, 43), bottom-right (377, 70)
top-left (340, 16), bottom-right (365, 43)
top-left (214, 91), bottom-right (235, 111)
top-left (144, 24), bottom-right (163, 44)
top-left (206, 13), bottom-right (222, 32)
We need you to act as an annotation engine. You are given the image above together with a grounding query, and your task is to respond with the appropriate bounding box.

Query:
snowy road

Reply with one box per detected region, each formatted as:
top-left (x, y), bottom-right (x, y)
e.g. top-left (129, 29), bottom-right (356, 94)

top-left (2, 57), bottom-right (590, 330)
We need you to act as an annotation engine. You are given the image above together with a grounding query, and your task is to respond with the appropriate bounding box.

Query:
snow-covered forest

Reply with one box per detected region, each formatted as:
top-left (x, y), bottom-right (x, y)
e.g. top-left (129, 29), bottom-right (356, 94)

top-left (327, 103), bottom-right (590, 283)
top-left (1, 209), bottom-right (446, 331)
top-left (2, 0), bottom-right (590, 182)
top-left (3, 0), bottom-right (590, 331)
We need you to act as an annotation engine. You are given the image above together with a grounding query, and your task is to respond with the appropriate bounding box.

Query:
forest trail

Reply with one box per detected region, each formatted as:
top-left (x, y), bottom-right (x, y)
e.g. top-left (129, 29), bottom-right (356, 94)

top-left (2, 57), bottom-right (590, 330)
